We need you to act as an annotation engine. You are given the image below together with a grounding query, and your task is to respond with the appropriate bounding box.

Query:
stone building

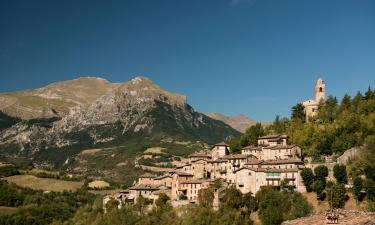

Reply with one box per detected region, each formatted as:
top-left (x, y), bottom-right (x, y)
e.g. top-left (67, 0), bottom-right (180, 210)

top-left (302, 78), bottom-right (326, 120)
top-left (111, 134), bottom-right (307, 207)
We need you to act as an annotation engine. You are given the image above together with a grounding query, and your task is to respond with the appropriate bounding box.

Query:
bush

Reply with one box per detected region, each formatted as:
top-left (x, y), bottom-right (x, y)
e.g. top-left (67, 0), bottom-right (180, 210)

top-left (314, 165), bottom-right (329, 180)
top-left (300, 168), bottom-right (314, 192)
top-left (327, 183), bottom-right (347, 208)
top-left (333, 164), bottom-right (348, 184)
top-left (353, 177), bottom-right (364, 202)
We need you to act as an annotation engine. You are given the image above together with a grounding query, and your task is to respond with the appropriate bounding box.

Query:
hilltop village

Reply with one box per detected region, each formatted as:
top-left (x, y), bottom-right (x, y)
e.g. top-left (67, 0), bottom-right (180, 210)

top-left (103, 78), bottom-right (329, 208)
top-left (104, 134), bottom-right (306, 208)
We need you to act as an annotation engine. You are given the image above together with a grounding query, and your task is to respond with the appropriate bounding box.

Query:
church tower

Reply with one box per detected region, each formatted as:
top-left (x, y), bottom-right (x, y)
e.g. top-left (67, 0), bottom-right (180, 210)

top-left (315, 78), bottom-right (326, 102)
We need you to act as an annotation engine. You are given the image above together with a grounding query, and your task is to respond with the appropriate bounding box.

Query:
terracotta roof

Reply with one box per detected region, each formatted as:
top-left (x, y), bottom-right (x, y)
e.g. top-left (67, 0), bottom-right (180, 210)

top-left (212, 142), bottom-right (229, 147)
top-left (268, 144), bottom-right (298, 150)
top-left (223, 154), bottom-right (248, 159)
top-left (245, 159), bottom-right (263, 165)
top-left (265, 168), bottom-right (299, 173)
top-left (139, 173), bottom-right (156, 178)
top-left (258, 134), bottom-right (288, 140)
top-left (189, 152), bottom-right (211, 158)
top-left (242, 146), bottom-right (262, 151)
top-left (180, 179), bottom-right (211, 184)
top-left (154, 175), bottom-right (171, 180)
top-left (234, 167), bottom-right (266, 173)
top-left (261, 159), bottom-right (304, 165)
top-left (208, 159), bottom-right (228, 163)
top-left (171, 171), bottom-right (194, 176)
top-left (129, 185), bottom-right (160, 191)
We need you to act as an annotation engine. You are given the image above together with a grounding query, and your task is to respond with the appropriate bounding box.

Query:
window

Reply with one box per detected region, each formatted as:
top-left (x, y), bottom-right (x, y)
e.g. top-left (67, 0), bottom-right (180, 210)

top-left (248, 172), bottom-right (251, 176)
top-left (319, 87), bottom-right (323, 92)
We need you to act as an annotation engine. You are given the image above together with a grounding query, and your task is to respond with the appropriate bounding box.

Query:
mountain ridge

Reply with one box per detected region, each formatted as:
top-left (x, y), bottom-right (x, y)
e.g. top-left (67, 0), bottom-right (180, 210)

top-left (0, 76), bottom-right (240, 176)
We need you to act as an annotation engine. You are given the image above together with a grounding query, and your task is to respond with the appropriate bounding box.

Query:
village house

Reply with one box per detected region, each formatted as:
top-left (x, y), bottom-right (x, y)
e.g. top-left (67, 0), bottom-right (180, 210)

top-left (302, 78), bottom-right (326, 121)
top-left (106, 134), bottom-right (307, 208)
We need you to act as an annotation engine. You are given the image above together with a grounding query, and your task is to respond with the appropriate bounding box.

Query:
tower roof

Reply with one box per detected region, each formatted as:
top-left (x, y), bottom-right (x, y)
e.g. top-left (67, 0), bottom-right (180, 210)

top-left (316, 77), bottom-right (325, 85)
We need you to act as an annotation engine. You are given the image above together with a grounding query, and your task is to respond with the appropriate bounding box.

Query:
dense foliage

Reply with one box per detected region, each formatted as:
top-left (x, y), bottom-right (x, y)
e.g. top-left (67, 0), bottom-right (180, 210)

top-left (231, 87), bottom-right (375, 159)
top-left (0, 181), bottom-right (95, 225)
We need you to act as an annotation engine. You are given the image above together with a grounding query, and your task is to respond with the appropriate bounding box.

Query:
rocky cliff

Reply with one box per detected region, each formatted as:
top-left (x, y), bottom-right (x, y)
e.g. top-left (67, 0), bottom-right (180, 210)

top-left (0, 76), bottom-right (240, 168)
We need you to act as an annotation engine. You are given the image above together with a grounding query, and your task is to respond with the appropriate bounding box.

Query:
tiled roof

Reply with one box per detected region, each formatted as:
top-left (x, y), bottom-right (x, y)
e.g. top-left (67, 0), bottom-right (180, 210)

top-left (245, 159), bottom-right (263, 165)
top-left (208, 159), bottom-right (228, 163)
top-left (189, 153), bottom-right (211, 158)
top-left (265, 168), bottom-right (299, 173)
top-left (129, 184), bottom-right (160, 190)
top-left (154, 175), bottom-right (171, 180)
top-left (180, 179), bottom-right (211, 184)
top-left (212, 142), bottom-right (229, 147)
top-left (222, 154), bottom-right (248, 159)
top-left (258, 134), bottom-right (288, 140)
top-left (261, 158), bottom-right (304, 165)
top-left (139, 173), bottom-right (156, 178)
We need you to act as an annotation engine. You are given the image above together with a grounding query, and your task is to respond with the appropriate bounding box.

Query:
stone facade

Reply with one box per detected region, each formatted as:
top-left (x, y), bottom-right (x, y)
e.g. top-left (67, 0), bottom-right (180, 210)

top-left (105, 135), bottom-right (307, 208)
top-left (302, 78), bottom-right (326, 120)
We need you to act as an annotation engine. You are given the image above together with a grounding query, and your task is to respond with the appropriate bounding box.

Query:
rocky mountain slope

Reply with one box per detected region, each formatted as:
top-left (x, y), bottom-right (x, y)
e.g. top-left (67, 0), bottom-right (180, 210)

top-left (0, 77), bottom-right (119, 119)
top-left (206, 112), bottom-right (257, 133)
top-left (0, 76), bottom-right (240, 171)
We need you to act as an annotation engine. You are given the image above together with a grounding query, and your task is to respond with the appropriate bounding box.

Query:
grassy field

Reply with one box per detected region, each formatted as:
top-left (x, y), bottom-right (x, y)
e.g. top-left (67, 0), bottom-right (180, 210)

top-left (0, 206), bottom-right (17, 215)
top-left (3, 175), bottom-right (83, 192)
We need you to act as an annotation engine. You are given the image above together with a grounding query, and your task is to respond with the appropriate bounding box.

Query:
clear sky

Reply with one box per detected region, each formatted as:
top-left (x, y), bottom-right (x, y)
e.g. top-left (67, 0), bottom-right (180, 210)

top-left (0, 0), bottom-right (374, 121)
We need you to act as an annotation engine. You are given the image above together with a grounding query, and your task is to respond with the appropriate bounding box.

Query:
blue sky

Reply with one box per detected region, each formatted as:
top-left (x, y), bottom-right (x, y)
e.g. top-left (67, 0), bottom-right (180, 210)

top-left (0, 0), bottom-right (374, 121)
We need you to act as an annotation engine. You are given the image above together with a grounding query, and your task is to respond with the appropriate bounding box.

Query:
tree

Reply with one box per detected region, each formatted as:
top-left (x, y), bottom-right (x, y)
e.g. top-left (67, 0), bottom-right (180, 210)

top-left (327, 183), bottom-right (347, 208)
top-left (198, 188), bottom-right (214, 208)
top-left (155, 193), bottom-right (170, 208)
top-left (134, 196), bottom-right (149, 215)
top-left (353, 177), bottom-right (363, 202)
top-left (222, 186), bottom-right (243, 209)
top-left (314, 165), bottom-right (329, 180)
top-left (333, 164), bottom-right (348, 184)
top-left (291, 103), bottom-right (306, 122)
top-left (256, 186), bottom-right (289, 225)
top-left (240, 123), bottom-right (264, 147)
top-left (242, 192), bottom-right (258, 213)
top-left (364, 179), bottom-right (375, 201)
top-left (286, 192), bottom-right (313, 220)
top-left (364, 86), bottom-right (375, 100)
top-left (339, 94), bottom-right (351, 112)
top-left (300, 168), bottom-right (314, 192)
top-left (106, 199), bottom-right (119, 211)
top-left (313, 179), bottom-right (326, 201)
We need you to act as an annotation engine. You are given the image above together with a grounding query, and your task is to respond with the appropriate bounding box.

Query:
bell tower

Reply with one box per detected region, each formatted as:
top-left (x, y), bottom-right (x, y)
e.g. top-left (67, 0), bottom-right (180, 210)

top-left (315, 78), bottom-right (326, 102)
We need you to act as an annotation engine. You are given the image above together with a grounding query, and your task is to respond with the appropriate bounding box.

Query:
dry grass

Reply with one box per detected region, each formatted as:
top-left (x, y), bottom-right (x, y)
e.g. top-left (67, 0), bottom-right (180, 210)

top-left (144, 147), bottom-right (164, 154)
top-left (0, 206), bottom-right (17, 215)
top-left (302, 192), bottom-right (329, 214)
top-left (3, 175), bottom-right (83, 192)
top-left (80, 148), bottom-right (105, 155)
top-left (88, 180), bottom-right (110, 189)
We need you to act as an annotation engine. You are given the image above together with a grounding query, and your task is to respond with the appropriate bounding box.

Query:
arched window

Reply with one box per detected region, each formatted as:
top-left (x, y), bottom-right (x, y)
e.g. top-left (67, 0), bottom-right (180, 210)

top-left (319, 87), bottom-right (323, 92)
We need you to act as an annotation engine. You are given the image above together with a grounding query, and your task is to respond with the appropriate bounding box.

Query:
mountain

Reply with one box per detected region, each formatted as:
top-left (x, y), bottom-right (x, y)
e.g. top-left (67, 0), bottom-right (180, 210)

top-left (206, 112), bottom-right (257, 133)
top-left (0, 77), bottom-right (119, 120)
top-left (0, 76), bottom-right (240, 182)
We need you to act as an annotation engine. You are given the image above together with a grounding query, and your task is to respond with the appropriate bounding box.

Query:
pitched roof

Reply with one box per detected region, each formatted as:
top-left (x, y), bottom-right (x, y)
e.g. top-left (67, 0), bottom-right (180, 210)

top-left (180, 179), bottom-right (211, 184)
top-left (208, 159), bottom-right (228, 163)
top-left (154, 175), bottom-right (172, 180)
top-left (212, 142), bottom-right (229, 147)
top-left (171, 171), bottom-right (194, 176)
top-left (245, 159), bottom-right (263, 165)
top-left (234, 167), bottom-right (266, 173)
top-left (265, 168), bottom-right (299, 173)
top-left (189, 152), bottom-right (211, 158)
top-left (223, 154), bottom-right (248, 159)
top-left (258, 134), bottom-right (288, 140)
top-left (129, 184), bottom-right (160, 191)
top-left (139, 173), bottom-right (156, 178)
top-left (261, 158), bottom-right (304, 165)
